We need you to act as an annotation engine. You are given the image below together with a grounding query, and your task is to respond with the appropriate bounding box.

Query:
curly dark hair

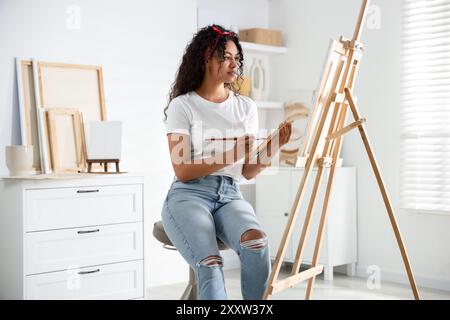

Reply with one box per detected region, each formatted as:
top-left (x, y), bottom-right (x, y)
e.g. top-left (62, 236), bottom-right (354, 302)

top-left (164, 24), bottom-right (244, 120)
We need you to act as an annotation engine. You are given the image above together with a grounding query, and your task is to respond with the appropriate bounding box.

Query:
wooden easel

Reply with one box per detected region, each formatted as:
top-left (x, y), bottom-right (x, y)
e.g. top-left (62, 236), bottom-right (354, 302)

top-left (263, 0), bottom-right (420, 300)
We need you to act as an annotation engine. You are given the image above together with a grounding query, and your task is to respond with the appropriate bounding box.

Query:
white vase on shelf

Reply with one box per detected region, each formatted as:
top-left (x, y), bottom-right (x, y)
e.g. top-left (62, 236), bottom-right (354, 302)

top-left (259, 59), bottom-right (270, 101)
top-left (249, 58), bottom-right (265, 101)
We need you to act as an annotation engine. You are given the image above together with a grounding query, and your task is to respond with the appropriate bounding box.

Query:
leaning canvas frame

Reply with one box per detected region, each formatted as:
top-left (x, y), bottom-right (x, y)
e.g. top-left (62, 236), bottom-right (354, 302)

top-left (297, 40), bottom-right (348, 166)
top-left (46, 108), bottom-right (86, 173)
top-left (32, 60), bottom-right (107, 173)
top-left (16, 58), bottom-right (41, 173)
top-left (31, 60), bottom-right (51, 173)
top-left (36, 61), bottom-right (107, 120)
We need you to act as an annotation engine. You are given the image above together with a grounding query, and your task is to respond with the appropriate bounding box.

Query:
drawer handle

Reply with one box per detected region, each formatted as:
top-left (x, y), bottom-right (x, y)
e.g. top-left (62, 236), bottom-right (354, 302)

top-left (77, 189), bottom-right (99, 194)
top-left (284, 212), bottom-right (289, 217)
top-left (77, 229), bottom-right (100, 234)
top-left (78, 268), bottom-right (100, 275)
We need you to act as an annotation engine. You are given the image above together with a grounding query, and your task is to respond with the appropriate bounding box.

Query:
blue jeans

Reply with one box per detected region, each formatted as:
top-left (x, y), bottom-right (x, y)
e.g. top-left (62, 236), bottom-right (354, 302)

top-left (161, 175), bottom-right (271, 300)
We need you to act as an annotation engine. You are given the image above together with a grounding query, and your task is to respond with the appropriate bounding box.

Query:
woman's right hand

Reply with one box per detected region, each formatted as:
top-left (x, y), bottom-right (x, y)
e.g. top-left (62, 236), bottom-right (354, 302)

top-left (232, 134), bottom-right (255, 163)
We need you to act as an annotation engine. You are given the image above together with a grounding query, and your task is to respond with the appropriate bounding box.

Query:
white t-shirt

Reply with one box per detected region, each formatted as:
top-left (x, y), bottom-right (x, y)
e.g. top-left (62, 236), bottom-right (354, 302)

top-left (165, 91), bottom-right (259, 181)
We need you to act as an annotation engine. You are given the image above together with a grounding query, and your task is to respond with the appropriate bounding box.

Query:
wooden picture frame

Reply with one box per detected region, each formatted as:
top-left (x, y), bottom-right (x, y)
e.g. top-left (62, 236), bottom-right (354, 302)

top-left (32, 60), bottom-right (107, 173)
top-left (36, 61), bottom-right (106, 120)
top-left (46, 108), bottom-right (86, 173)
top-left (32, 60), bottom-right (52, 173)
top-left (16, 58), bottom-right (41, 173)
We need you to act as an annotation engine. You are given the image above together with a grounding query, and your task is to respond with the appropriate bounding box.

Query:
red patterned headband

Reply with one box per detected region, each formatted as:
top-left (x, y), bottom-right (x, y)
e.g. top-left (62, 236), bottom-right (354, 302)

top-left (204, 26), bottom-right (236, 63)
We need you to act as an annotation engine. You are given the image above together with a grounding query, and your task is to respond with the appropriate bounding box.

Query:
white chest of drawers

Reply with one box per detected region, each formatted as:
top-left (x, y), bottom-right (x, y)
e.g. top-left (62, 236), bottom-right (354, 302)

top-left (0, 174), bottom-right (145, 300)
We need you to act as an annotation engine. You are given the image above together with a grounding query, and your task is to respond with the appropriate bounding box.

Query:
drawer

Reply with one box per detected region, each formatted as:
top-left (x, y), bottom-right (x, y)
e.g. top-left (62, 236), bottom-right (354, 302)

top-left (25, 184), bottom-right (142, 231)
top-left (25, 222), bottom-right (143, 275)
top-left (25, 260), bottom-right (143, 300)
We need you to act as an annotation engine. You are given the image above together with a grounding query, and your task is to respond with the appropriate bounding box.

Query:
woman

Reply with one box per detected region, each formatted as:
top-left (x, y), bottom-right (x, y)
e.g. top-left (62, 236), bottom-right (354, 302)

top-left (161, 24), bottom-right (292, 300)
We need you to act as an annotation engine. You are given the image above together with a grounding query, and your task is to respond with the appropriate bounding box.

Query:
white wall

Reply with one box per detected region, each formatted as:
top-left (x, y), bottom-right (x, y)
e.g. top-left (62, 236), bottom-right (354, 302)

top-left (269, 0), bottom-right (450, 291)
top-left (0, 0), bottom-right (197, 288)
top-left (197, 0), bottom-right (269, 30)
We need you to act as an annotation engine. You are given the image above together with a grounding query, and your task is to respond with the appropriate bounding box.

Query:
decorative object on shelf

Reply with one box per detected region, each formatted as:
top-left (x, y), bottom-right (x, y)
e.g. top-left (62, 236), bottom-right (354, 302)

top-left (287, 100), bottom-right (341, 168)
top-left (280, 148), bottom-right (300, 167)
top-left (249, 58), bottom-right (267, 101)
top-left (239, 28), bottom-right (283, 47)
top-left (279, 102), bottom-right (309, 167)
top-left (260, 58), bottom-right (270, 101)
top-left (86, 121), bottom-right (123, 174)
top-left (87, 121), bottom-right (122, 160)
top-left (5, 145), bottom-right (35, 176)
top-left (284, 102), bottom-right (309, 122)
top-left (86, 159), bottom-right (120, 173)
top-left (234, 76), bottom-right (251, 97)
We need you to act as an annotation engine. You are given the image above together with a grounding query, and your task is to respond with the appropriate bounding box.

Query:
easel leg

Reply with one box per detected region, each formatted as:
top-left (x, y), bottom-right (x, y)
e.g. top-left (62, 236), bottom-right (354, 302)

top-left (292, 96), bottom-right (344, 277)
top-left (291, 165), bottom-right (325, 275)
top-left (263, 155), bottom-right (319, 300)
top-left (305, 101), bottom-right (349, 298)
top-left (305, 163), bottom-right (339, 299)
top-left (345, 88), bottom-right (420, 300)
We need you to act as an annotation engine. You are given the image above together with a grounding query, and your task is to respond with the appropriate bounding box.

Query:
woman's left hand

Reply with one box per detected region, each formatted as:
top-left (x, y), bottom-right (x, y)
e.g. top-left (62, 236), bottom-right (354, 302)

top-left (279, 121), bottom-right (292, 147)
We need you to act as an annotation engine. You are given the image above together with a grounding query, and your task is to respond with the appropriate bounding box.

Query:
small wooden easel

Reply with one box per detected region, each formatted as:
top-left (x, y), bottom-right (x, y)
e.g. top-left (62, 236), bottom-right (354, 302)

top-left (263, 0), bottom-right (420, 300)
top-left (86, 159), bottom-right (120, 173)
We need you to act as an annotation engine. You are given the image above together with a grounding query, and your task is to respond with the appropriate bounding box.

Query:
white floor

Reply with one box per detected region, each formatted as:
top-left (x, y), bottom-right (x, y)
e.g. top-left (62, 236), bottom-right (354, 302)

top-left (147, 265), bottom-right (450, 300)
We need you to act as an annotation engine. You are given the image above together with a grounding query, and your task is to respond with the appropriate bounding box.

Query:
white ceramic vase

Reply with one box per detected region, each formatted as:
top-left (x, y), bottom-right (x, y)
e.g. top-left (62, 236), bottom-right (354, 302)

top-left (5, 145), bottom-right (34, 176)
top-left (250, 58), bottom-right (265, 101)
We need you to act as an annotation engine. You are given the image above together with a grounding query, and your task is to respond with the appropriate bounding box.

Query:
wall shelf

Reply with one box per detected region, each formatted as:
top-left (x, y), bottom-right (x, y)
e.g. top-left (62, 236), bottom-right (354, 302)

top-left (256, 101), bottom-right (284, 109)
top-left (241, 41), bottom-right (287, 54)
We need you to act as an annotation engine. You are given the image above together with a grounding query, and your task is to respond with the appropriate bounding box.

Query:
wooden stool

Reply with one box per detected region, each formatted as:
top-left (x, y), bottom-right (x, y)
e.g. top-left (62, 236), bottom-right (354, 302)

top-left (152, 220), bottom-right (229, 300)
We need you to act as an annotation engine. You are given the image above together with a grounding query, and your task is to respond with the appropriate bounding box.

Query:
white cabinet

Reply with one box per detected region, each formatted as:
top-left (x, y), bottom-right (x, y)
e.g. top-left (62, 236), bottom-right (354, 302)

top-left (256, 170), bottom-right (293, 260)
top-left (256, 167), bottom-right (357, 280)
top-left (0, 174), bottom-right (145, 299)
